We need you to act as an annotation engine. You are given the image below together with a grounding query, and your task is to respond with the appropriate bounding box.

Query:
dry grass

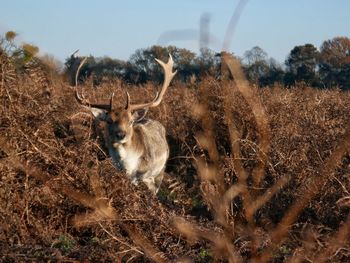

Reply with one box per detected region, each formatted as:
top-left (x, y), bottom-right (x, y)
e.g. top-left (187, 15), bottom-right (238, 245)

top-left (1, 52), bottom-right (350, 262)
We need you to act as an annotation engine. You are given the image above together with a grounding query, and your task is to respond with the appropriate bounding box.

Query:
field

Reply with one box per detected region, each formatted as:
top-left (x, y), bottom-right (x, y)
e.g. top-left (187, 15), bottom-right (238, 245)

top-left (1, 53), bottom-right (350, 262)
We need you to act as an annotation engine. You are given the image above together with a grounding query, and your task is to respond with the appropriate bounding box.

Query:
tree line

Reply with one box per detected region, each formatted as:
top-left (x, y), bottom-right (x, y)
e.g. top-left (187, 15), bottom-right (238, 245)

top-left (243, 37), bottom-right (350, 89)
top-left (1, 31), bottom-right (349, 89)
top-left (66, 36), bottom-right (350, 89)
top-left (65, 45), bottom-right (221, 86)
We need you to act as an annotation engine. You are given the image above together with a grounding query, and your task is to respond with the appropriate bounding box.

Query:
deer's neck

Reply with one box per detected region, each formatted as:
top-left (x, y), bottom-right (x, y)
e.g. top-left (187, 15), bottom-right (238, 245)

top-left (109, 127), bottom-right (144, 176)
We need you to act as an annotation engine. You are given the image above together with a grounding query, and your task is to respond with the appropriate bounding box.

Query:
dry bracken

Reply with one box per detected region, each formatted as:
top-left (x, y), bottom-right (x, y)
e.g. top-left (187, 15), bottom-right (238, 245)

top-left (0, 52), bottom-right (350, 262)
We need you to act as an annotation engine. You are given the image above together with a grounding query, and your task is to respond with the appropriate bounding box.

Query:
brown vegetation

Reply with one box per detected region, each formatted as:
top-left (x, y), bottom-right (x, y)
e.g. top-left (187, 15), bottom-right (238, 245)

top-left (1, 51), bottom-right (350, 262)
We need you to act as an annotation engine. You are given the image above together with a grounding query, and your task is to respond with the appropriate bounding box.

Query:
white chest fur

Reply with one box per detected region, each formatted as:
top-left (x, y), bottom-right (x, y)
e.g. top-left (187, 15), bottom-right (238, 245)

top-left (110, 144), bottom-right (141, 176)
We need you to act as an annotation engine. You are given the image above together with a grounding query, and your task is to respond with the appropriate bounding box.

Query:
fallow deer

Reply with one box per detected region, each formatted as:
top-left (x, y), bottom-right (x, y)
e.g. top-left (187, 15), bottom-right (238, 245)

top-left (74, 54), bottom-right (177, 194)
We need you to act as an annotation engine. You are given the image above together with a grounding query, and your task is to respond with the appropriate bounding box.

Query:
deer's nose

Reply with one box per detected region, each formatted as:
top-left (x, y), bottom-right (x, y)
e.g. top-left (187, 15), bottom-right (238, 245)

top-left (115, 131), bottom-right (126, 140)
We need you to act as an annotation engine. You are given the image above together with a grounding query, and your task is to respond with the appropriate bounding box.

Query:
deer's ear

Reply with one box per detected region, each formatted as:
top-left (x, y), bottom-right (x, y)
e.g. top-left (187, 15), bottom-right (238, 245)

top-left (132, 109), bottom-right (148, 123)
top-left (90, 107), bottom-right (108, 121)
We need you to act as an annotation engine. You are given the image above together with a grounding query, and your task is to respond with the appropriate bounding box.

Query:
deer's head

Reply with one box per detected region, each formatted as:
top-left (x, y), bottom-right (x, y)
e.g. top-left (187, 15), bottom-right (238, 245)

top-left (75, 54), bottom-right (177, 145)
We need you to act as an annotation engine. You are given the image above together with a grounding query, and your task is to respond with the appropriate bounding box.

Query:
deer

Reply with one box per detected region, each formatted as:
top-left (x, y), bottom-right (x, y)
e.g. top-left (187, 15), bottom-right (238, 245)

top-left (74, 54), bottom-right (177, 194)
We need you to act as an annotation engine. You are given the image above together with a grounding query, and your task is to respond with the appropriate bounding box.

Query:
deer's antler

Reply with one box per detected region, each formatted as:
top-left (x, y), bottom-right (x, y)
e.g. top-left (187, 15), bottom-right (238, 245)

top-left (127, 54), bottom-right (177, 111)
top-left (74, 55), bottom-right (113, 111)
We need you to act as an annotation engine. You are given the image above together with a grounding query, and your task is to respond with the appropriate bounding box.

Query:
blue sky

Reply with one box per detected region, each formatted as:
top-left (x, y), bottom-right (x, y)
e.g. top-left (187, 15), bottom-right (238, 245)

top-left (1, 0), bottom-right (350, 63)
